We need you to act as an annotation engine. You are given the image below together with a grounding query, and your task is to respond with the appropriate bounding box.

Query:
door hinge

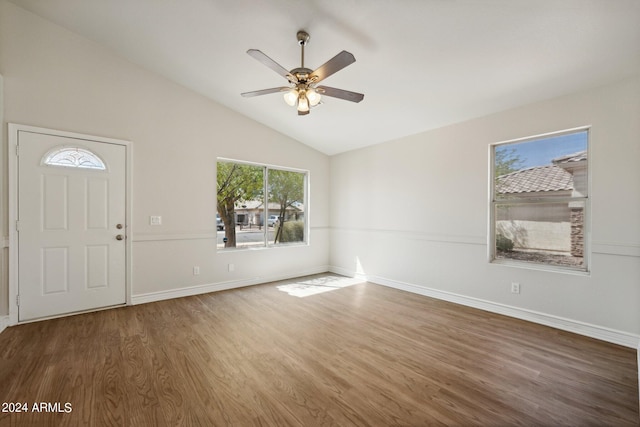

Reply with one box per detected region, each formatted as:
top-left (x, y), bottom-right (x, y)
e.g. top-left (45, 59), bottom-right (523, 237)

top-left (15, 144), bottom-right (19, 156)
top-left (16, 294), bottom-right (20, 306)
top-left (15, 220), bottom-right (20, 232)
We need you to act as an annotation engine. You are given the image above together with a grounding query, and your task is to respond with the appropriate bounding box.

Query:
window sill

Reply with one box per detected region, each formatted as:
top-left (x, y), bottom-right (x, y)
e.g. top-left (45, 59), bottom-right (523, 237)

top-left (216, 242), bottom-right (309, 252)
top-left (490, 258), bottom-right (590, 276)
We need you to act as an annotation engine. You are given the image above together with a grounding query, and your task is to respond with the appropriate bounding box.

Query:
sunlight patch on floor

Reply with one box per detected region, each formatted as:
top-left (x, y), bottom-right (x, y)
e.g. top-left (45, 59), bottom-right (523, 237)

top-left (276, 274), bottom-right (364, 298)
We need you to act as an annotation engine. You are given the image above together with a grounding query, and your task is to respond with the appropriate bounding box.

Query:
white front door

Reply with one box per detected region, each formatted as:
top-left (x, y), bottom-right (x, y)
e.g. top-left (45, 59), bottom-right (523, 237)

top-left (17, 130), bottom-right (127, 321)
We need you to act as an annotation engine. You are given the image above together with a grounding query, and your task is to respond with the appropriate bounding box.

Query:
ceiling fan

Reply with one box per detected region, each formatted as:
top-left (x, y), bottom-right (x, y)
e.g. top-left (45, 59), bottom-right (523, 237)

top-left (241, 30), bottom-right (364, 116)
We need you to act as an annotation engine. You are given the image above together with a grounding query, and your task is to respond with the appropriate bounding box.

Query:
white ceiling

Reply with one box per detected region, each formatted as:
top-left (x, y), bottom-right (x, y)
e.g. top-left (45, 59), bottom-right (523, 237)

top-left (9, 0), bottom-right (640, 155)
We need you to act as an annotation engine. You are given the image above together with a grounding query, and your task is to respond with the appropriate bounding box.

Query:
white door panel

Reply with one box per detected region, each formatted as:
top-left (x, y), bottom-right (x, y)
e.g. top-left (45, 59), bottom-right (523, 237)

top-left (18, 131), bottom-right (126, 321)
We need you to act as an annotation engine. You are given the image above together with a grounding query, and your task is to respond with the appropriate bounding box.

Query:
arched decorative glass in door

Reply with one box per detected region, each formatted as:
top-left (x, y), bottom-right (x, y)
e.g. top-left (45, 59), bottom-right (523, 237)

top-left (42, 146), bottom-right (107, 170)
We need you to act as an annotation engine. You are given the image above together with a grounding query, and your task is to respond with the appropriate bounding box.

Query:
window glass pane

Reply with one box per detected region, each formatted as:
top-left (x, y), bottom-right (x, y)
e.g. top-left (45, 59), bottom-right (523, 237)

top-left (495, 201), bottom-right (585, 268)
top-left (494, 131), bottom-right (588, 201)
top-left (216, 161), bottom-right (265, 249)
top-left (267, 169), bottom-right (306, 245)
top-left (492, 129), bottom-right (588, 271)
top-left (216, 160), bottom-right (308, 250)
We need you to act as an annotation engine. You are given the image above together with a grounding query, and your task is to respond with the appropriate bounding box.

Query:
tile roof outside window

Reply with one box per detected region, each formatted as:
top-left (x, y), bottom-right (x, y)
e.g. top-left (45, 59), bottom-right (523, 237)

top-left (496, 165), bottom-right (573, 195)
top-left (552, 150), bottom-right (588, 165)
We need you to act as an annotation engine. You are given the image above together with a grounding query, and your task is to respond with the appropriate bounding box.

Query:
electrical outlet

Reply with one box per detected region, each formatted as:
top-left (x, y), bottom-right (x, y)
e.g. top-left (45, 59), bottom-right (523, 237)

top-left (511, 282), bottom-right (520, 294)
top-left (193, 266), bottom-right (200, 276)
top-left (150, 215), bottom-right (162, 226)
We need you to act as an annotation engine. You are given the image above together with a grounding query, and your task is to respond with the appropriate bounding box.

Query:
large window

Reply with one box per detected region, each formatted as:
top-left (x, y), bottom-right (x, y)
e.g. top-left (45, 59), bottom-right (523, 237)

top-left (216, 159), bottom-right (307, 250)
top-left (490, 128), bottom-right (589, 272)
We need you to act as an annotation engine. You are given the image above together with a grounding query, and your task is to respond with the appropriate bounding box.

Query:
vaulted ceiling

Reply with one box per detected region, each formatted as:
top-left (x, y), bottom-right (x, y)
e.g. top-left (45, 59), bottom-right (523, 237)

top-left (9, 0), bottom-right (640, 155)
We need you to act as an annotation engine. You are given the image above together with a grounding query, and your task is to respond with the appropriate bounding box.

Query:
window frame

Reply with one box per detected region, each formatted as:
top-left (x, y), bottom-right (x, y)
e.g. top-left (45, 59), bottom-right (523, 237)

top-left (488, 127), bottom-right (591, 274)
top-left (216, 158), bottom-right (309, 251)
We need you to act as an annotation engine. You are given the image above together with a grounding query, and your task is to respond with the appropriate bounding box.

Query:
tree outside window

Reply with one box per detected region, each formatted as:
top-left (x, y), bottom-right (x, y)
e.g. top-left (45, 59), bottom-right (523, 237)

top-left (268, 169), bottom-right (305, 245)
top-left (217, 162), bottom-right (264, 248)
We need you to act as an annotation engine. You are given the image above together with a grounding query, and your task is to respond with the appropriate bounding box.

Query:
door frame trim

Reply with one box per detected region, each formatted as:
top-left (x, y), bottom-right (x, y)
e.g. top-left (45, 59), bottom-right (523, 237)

top-left (8, 124), bottom-right (133, 325)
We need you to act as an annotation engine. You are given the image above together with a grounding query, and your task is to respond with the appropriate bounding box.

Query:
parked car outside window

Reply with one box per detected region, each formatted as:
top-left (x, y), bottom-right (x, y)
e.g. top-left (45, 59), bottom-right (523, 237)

top-left (267, 215), bottom-right (279, 227)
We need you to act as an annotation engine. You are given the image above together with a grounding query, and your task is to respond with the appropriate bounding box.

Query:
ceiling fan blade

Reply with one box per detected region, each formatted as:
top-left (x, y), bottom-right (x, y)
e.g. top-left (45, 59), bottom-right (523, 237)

top-left (317, 86), bottom-right (364, 103)
top-left (311, 51), bottom-right (356, 83)
top-left (241, 87), bottom-right (288, 97)
top-left (247, 49), bottom-right (296, 82)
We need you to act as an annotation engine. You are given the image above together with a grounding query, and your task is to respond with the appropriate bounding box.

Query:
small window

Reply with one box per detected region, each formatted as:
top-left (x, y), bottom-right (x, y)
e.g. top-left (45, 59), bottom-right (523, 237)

top-left (43, 147), bottom-right (106, 170)
top-left (490, 129), bottom-right (589, 272)
top-left (217, 159), bottom-right (308, 250)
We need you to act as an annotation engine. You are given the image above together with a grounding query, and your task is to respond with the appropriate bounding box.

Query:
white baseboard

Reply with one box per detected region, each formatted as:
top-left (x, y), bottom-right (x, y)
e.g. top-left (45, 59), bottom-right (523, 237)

top-left (131, 266), bottom-right (330, 305)
top-left (330, 267), bottom-right (640, 349)
top-left (0, 315), bottom-right (9, 335)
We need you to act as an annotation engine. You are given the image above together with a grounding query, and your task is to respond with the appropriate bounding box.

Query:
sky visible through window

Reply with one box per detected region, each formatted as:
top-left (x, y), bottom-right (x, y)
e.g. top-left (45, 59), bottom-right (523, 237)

top-left (497, 131), bottom-right (588, 170)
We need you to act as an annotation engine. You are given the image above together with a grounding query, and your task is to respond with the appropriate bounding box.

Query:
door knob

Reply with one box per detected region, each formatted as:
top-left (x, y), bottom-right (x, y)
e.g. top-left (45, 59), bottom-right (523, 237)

top-left (116, 234), bottom-right (124, 241)
top-left (116, 224), bottom-right (123, 229)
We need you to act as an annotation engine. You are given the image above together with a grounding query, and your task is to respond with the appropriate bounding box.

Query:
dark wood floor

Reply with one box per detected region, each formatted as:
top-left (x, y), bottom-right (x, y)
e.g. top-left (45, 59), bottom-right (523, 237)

top-left (0, 274), bottom-right (638, 426)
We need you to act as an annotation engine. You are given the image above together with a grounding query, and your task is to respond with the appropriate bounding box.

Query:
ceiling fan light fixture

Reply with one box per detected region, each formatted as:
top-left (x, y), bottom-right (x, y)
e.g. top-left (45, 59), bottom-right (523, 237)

top-left (306, 88), bottom-right (321, 106)
top-left (297, 93), bottom-right (310, 113)
top-left (283, 89), bottom-right (298, 106)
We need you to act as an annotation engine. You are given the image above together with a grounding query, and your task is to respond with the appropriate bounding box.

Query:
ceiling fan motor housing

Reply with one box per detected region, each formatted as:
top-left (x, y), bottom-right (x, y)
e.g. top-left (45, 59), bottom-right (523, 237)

top-left (290, 68), bottom-right (314, 83)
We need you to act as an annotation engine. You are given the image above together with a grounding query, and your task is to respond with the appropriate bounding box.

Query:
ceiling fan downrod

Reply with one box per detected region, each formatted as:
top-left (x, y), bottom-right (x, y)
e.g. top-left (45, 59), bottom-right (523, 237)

top-left (297, 30), bottom-right (310, 69)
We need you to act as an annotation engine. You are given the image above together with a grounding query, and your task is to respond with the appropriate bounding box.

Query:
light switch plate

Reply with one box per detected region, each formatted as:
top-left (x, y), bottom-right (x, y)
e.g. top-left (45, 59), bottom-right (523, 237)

top-left (150, 216), bottom-right (162, 226)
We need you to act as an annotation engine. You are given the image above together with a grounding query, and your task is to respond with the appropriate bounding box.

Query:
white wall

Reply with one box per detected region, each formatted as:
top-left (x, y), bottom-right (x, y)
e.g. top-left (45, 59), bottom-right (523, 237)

top-left (0, 1), bottom-right (330, 315)
top-left (330, 75), bottom-right (640, 346)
